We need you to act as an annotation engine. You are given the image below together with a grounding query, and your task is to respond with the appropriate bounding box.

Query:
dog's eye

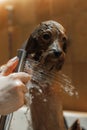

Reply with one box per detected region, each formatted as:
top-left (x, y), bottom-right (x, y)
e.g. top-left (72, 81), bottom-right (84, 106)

top-left (42, 32), bottom-right (51, 41)
top-left (43, 33), bottom-right (50, 40)
top-left (62, 37), bottom-right (67, 43)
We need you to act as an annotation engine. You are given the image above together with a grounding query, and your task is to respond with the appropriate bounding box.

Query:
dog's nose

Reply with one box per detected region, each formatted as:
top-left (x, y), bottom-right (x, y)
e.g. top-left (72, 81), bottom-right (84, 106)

top-left (54, 50), bottom-right (62, 57)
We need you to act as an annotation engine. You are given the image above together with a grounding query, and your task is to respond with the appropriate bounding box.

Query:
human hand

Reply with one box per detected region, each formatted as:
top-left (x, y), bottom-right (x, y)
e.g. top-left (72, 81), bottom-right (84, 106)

top-left (0, 57), bottom-right (31, 115)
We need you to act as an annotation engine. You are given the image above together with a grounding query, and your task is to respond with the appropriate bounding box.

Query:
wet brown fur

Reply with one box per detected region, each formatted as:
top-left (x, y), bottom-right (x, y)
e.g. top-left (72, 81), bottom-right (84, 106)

top-left (23, 21), bottom-right (81, 130)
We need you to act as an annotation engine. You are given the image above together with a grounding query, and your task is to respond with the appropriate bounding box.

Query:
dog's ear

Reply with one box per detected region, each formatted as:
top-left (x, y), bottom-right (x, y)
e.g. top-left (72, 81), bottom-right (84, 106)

top-left (62, 36), bottom-right (69, 53)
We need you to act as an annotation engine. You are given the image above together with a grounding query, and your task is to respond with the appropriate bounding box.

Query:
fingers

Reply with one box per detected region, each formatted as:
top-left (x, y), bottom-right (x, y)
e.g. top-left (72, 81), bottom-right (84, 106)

top-left (1, 57), bottom-right (19, 76)
top-left (14, 80), bottom-right (28, 93)
top-left (8, 72), bottom-right (31, 94)
top-left (0, 86), bottom-right (26, 115)
top-left (9, 72), bottom-right (31, 84)
top-left (0, 57), bottom-right (32, 114)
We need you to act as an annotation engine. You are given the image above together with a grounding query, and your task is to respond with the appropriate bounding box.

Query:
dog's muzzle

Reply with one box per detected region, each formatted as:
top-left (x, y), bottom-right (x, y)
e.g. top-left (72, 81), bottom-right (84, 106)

top-left (39, 48), bottom-right (65, 71)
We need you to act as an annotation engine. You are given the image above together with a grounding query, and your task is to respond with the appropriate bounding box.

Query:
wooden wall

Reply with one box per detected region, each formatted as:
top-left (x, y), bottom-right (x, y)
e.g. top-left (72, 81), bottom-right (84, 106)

top-left (0, 0), bottom-right (87, 111)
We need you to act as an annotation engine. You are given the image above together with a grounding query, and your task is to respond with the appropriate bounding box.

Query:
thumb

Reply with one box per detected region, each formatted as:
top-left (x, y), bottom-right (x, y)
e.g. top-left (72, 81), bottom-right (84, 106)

top-left (1, 57), bottom-right (19, 76)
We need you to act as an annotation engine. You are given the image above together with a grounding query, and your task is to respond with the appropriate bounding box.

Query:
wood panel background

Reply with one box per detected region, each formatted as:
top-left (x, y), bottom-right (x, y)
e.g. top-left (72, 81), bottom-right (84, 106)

top-left (0, 0), bottom-right (87, 111)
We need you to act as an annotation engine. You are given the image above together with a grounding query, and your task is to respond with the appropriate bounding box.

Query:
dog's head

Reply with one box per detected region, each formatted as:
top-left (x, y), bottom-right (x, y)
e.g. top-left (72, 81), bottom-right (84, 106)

top-left (23, 20), bottom-right (68, 71)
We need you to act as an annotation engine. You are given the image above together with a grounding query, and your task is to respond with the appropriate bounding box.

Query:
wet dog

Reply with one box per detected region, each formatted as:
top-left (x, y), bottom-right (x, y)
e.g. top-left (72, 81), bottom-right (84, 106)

top-left (22, 20), bottom-right (68, 130)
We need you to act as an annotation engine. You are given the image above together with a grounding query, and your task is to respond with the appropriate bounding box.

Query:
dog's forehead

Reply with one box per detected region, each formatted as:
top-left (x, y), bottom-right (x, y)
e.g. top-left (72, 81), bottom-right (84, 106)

top-left (32, 20), bottom-right (65, 37)
top-left (41, 20), bottom-right (65, 33)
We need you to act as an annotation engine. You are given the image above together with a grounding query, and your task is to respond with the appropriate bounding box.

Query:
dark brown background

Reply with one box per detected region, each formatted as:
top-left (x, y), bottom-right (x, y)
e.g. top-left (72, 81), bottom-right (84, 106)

top-left (0, 0), bottom-right (87, 111)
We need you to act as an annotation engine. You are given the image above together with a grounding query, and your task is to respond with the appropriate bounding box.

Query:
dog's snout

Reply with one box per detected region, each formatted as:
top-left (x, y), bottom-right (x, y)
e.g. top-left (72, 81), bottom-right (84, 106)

top-left (53, 50), bottom-right (62, 57)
